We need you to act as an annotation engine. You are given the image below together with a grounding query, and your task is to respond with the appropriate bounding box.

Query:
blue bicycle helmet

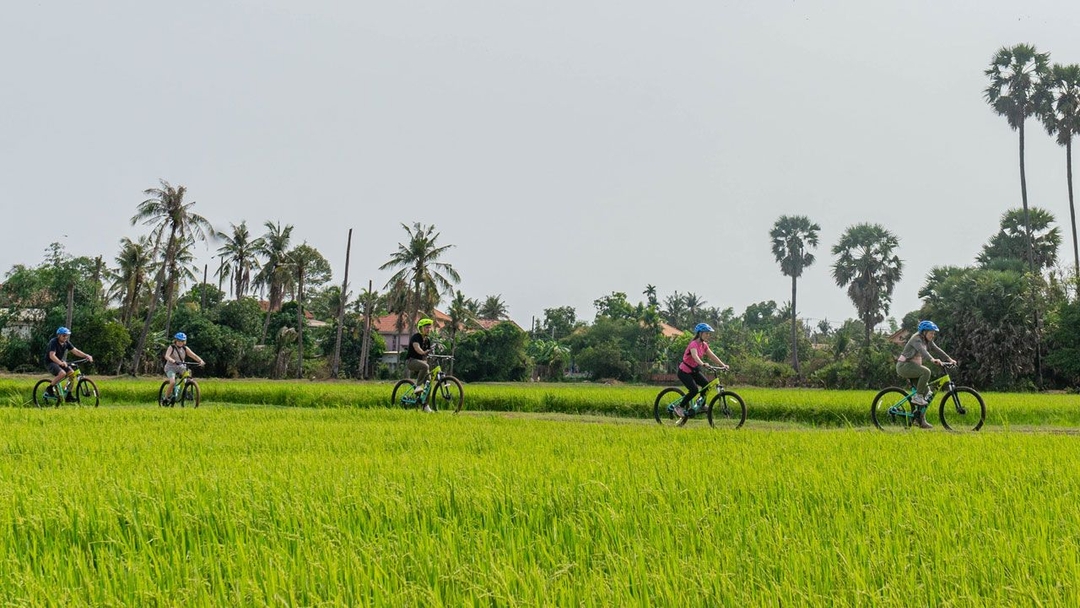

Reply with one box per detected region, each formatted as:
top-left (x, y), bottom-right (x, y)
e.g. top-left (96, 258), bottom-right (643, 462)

top-left (56, 326), bottom-right (71, 335)
top-left (174, 332), bottom-right (187, 341)
top-left (917, 320), bottom-right (939, 333)
top-left (693, 323), bottom-right (715, 333)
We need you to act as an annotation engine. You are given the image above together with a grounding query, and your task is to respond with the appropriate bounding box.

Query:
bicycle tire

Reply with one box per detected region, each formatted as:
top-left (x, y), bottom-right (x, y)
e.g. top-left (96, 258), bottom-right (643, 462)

top-left (652, 387), bottom-right (686, 425)
top-left (75, 378), bottom-right (99, 407)
top-left (158, 381), bottom-right (174, 407)
top-left (391, 379), bottom-right (418, 409)
top-left (431, 376), bottom-right (464, 413)
top-left (871, 387), bottom-right (912, 431)
top-left (708, 390), bottom-right (746, 429)
top-left (180, 380), bottom-right (200, 408)
top-left (32, 379), bottom-right (58, 408)
top-left (938, 387), bottom-right (985, 432)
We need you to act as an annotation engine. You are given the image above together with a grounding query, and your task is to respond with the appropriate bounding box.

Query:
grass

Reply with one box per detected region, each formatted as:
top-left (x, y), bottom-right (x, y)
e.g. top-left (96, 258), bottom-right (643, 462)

top-left (1, 407), bottom-right (1079, 606)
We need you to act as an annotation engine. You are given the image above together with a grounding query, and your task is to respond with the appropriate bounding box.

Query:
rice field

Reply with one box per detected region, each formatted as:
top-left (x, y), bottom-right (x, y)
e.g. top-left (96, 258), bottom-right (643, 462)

top-left (1, 377), bottom-right (1079, 605)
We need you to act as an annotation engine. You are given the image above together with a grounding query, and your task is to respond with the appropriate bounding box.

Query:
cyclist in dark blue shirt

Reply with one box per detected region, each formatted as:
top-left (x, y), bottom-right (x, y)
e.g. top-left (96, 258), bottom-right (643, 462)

top-left (43, 327), bottom-right (93, 401)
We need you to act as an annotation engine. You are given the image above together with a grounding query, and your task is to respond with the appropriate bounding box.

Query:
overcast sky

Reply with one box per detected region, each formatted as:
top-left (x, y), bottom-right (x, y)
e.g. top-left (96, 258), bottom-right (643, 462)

top-left (3, 1), bottom-right (1080, 331)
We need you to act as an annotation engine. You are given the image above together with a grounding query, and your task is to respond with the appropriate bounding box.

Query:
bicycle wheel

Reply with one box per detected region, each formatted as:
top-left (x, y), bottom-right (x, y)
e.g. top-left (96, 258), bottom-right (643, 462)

top-left (75, 378), bottom-right (99, 407)
top-left (391, 379), bottom-right (418, 409)
top-left (158, 382), bottom-right (174, 407)
top-left (652, 387), bottom-right (685, 425)
top-left (871, 387), bottom-right (912, 431)
top-left (708, 390), bottom-right (747, 429)
top-left (938, 387), bottom-right (985, 432)
top-left (431, 376), bottom-right (464, 413)
top-left (179, 380), bottom-right (201, 408)
top-left (32, 379), bottom-right (58, 408)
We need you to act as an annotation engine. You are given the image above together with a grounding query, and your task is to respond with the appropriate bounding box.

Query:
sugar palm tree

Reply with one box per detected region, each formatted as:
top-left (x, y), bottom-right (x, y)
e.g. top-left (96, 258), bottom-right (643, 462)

top-left (286, 243), bottom-right (331, 378)
top-left (985, 43), bottom-right (1051, 276)
top-left (379, 222), bottom-right (460, 329)
top-left (129, 180), bottom-right (214, 373)
top-left (217, 221), bottom-right (264, 299)
top-left (978, 207), bottom-right (1061, 272)
top-left (770, 215), bottom-right (821, 375)
top-left (831, 223), bottom-right (903, 348)
top-left (1038, 63), bottom-right (1080, 277)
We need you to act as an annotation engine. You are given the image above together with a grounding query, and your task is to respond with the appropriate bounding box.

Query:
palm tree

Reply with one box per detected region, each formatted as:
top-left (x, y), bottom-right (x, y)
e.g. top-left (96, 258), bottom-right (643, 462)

top-left (684, 293), bottom-right (706, 322)
top-left (661, 292), bottom-right (687, 329)
top-left (447, 290), bottom-right (480, 373)
top-left (770, 215), bottom-right (821, 375)
top-left (643, 284), bottom-right (658, 308)
top-left (129, 180), bottom-right (214, 373)
top-left (287, 243), bottom-right (331, 379)
top-left (985, 44), bottom-right (1051, 276)
top-left (217, 221), bottom-right (264, 299)
top-left (109, 236), bottom-right (153, 326)
top-left (379, 222), bottom-right (461, 329)
top-left (1038, 63), bottom-right (1080, 277)
top-left (831, 223), bottom-right (903, 348)
top-left (478, 294), bottom-right (509, 321)
top-left (254, 221), bottom-right (294, 343)
top-left (978, 207), bottom-right (1061, 272)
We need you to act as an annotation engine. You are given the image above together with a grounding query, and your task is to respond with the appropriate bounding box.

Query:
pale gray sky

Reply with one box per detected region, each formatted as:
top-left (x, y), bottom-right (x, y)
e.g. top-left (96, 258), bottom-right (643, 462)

top-left (3, 1), bottom-right (1079, 330)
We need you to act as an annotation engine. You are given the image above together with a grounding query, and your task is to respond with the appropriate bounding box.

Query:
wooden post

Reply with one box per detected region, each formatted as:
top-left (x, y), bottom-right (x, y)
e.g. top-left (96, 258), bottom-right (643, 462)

top-left (331, 229), bottom-right (352, 378)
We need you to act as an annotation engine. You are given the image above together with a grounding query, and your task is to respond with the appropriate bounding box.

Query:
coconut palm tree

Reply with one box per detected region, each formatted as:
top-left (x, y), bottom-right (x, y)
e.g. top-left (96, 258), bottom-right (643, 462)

top-left (985, 44), bottom-right (1051, 276)
top-left (643, 284), bottom-right (658, 308)
top-left (684, 293), bottom-right (706, 323)
top-left (831, 223), bottom-right (903, 348)
top-left (217, 221), bottom-right (264, 299)
top-left (129, 180), bottom-right (215, 373)
top-left (1038, 63), bottom-right (1080, 277)
top-left (479, 294), bottom-right (509, 321)
top-left (109, 236), bottom-right (153, 326)
top-left (254, 221), bottom-right (294, 343)
top-left (770, 215), bottom-right (821, 375)
top-left (661, 292), bottom-right (686, 328)
top-left (379, 222), bottom-right (461, 329)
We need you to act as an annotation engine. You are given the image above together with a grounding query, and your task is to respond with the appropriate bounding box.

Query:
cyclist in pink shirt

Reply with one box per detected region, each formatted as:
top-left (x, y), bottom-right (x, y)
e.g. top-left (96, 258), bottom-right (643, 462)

top-left (674, 323), bottom-right (729, 420)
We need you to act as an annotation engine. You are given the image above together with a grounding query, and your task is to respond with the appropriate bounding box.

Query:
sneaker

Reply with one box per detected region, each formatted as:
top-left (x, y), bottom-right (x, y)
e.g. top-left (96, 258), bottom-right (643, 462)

top-left (672, 405), bottom-right (686, 419)
top-left (914, 411), bottom-right (933, 430)
top-left (911, 394), bottom-right (928, 406)
top-left (422, 405), bottom-right (435, 413)
top-left (65, 395), bottom-right (77, 403)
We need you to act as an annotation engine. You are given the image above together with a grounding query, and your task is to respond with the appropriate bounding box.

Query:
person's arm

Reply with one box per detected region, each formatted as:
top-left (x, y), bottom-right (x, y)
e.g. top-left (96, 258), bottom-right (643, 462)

top-left (929, 342), bottom-right (954, 365)
top-left (48, 349), bottom-right (68, 368)
top-left (185, 347), bottom-right (205, 365)
top-left (704, 346), bottom-right (727, 368)
top-left (165, 347), bottom-right (178, 365)
top-left (70, 347), bottom-right (93, 363)
top-left (689, 343), bottom-right (705, 367)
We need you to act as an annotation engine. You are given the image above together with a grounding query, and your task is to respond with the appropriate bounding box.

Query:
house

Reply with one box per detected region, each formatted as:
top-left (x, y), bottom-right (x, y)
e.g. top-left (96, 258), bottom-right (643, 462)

top-left (0, 308), bottom-right (46, 340)
top-left (372, 311), bottom-right (522, 371)
top-left (888, 328), bottom-right (911, 346)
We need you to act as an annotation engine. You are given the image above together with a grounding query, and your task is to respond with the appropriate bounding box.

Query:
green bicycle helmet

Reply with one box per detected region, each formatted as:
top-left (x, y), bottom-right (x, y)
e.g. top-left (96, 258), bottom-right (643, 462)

top-left (417, 318), bottom-right (434, 329)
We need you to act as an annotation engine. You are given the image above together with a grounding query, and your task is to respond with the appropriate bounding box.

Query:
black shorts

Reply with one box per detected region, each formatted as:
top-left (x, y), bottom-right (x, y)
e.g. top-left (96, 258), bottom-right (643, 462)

top-left (46, 362), bottom-right (67, 376)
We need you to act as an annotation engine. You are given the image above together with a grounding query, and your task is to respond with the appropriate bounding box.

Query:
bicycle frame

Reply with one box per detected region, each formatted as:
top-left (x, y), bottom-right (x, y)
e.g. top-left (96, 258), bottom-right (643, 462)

top-left (663, 369), bottom-right (725, 416)
top-left (172, 367), bottom-right (193, 399)
top-left (402, 355), bottom-right (451, 406)
top-left (53, 361), bottom-right (86, 397)
top-left (885, 370), bottom-right (956, 420)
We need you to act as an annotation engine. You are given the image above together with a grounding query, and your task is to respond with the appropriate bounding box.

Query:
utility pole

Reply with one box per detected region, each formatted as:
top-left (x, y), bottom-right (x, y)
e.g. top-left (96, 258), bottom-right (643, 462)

top-left (359, 279), bottom-right (374, 379)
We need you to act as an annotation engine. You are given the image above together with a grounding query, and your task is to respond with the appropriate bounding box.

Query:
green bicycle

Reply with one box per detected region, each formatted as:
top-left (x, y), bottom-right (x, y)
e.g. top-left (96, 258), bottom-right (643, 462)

top-left (653, 365), bottom-right (746, 428)
top-left (33, 359), bottom-right (99, 407)
top-left (390, 354), bottom-right (464, 413)
top-left (158, 363), bottom-right (202, 408)
top-left (871, 363), bottom-right (985, 431)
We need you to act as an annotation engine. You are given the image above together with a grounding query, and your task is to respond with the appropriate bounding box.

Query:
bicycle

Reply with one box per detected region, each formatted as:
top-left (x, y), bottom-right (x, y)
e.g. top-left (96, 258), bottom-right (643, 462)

top-left (32, 359), bottom-right (99, 407)
top-left (158, 363), bottom-right (203, 408)
top-left (870, 363), bottom-right (985, 432)
top-left (653, 365), bottom-right (746, 429)
top-left (390, 354), bottom-right (464, 413)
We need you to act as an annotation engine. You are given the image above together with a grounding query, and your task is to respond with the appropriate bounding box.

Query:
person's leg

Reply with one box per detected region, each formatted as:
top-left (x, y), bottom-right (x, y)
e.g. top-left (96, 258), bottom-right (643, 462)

top-left (676, 369), bottom-right (699, 412)
top-left (165, 369), bottom-right (177, 400)
top-left (896, 361), bottom-right (932, 428)
top-left (46, 363), bottom-right (64, 394)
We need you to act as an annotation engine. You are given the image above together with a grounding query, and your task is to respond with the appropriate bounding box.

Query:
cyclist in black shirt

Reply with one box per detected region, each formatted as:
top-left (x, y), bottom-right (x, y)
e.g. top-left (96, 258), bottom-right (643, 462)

top-left (43, 326), bottom-right (93, 400)
top-left (406, 318), bottom-right (435, 412)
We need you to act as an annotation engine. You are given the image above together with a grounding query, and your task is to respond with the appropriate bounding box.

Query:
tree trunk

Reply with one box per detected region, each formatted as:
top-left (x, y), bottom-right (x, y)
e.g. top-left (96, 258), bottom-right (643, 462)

top-left (359, 280), bottom-right (373, 379)
top-left (1018, 120), bottom-right (1044, 386)
top-left (1068, 139), bottom-right (1078, 277)
top-left (65, 282), bottom-right (74, 329)
top-left (790, 275), bottom-right (800, 376)
top-left (332, 229), bottom-right (352, 378)
top-left (296, 270), bottom-right (305, 379)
